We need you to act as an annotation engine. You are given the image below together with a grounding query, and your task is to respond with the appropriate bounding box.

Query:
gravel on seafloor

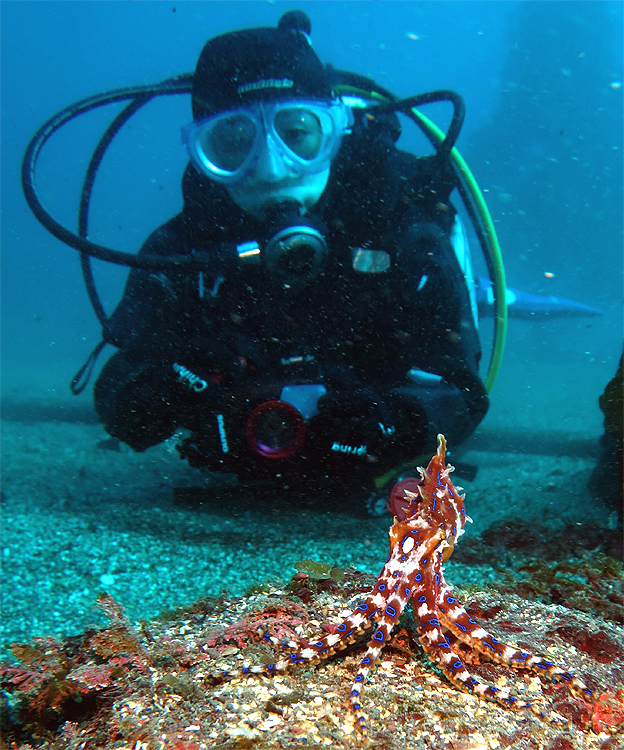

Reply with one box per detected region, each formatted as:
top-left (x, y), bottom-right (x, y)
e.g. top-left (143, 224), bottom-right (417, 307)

top-left (1, 410), bottom-right (622, 748)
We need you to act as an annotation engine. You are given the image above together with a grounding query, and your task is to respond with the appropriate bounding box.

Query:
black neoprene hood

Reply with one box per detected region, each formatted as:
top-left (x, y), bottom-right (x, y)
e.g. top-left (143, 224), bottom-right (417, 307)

top-left (192, 10), bottom-right (333, 120)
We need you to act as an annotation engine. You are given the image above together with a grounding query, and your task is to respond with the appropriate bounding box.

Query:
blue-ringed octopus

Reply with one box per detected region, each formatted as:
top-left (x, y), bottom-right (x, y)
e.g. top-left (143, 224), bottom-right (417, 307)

top-left (217, 434), bottom-right (593, 736)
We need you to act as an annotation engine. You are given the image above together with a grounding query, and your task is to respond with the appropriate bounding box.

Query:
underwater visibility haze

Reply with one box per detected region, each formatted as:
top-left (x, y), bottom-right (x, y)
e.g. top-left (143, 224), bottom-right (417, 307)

top-left (1, 1), bottom-right (623, 746)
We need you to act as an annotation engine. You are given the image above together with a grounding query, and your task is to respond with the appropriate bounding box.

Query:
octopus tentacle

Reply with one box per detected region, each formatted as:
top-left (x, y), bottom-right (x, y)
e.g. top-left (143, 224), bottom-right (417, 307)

top-left (222, 601), bottom-right (379, 681)
top-left (436, 572), bottom-right (592, 699)
top-left (349, 594), bottom-right (411, 736)
top-left (414, 556), bottom-right (534, 710)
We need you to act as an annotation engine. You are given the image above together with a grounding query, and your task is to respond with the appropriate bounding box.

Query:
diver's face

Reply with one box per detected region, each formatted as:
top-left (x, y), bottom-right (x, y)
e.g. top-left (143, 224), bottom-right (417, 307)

top-left (226, 134), bottom-right (329, 217)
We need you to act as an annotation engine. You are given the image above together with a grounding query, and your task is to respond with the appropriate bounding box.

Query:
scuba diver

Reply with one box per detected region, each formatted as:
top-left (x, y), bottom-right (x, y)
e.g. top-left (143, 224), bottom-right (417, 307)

top-left (24, 10), bottom-right (499, 511)
top-left (94, 10), bottom-right (488, 508)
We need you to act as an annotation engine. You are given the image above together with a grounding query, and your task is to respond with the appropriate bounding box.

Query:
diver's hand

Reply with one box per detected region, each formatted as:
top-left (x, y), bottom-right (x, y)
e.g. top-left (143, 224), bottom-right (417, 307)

top-left (307, 387), bottom-right (397, 462)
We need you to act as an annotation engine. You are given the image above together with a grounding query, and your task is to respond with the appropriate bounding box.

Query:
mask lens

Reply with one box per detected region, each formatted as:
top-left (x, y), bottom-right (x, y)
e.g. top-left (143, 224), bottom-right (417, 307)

top-left (200, 114), bottom-right (257, 172)
top-left (274, 108), bottom-right (323, 161)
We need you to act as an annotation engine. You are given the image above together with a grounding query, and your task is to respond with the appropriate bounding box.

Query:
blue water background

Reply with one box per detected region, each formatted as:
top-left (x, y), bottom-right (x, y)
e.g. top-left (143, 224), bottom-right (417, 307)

top-left (2, 0), bottom-right (623, 434)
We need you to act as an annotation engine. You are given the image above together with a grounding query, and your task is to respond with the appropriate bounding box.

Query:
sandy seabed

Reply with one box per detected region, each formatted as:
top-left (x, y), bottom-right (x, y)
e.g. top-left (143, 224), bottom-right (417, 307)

top-left (1, 387), bottom-right (622, 748)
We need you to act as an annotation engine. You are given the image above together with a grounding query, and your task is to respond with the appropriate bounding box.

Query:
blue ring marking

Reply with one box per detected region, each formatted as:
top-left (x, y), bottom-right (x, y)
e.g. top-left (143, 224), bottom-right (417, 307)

top-left (456, 623), bottom-right (467, 632)
top-left (290, 653), bottom-right (299, 659)
top-left (418, 595), bottom-right (427, 603)
top-left (507, 696), bottom-right (517, 703)
top-left (362, 657), bottom-right (371, 665)
top-left (267, 664), bottom-right (275, 671)
top-left (439, 606), bottom-right (445, 613)
top-left (385, 606), bottom-right (397, 617)
top-left (242, 668), bottom-right (249, 674)
top-left (468, 618), bottom-right (477, 624)
top-left (345, 630), bottom-right (354, 638)
top-left (315, 641), bottom-right (325, 647)
top-left (469, 678), bottom-right (478, 685)
top-left (355, 675), bottom-right (363, 682)
top-left (351, 690), bottom-right (360, 696)
top-left (367, 609), bottom-right (380, 620)
top-left (337, 623), bottom-right (347, 631)
top-left (453, 660), bottom-right (462, 669)
top-left (491, 638), bottom-right (500, 644)
top-left (489, 686), bottom-right (498, 693)
top-left (411, 530), bottom-right (418, 534)
top-left (378, 583), bottom-right (386, 591)
top-left (414, 573), bottom-right (422, 581)
top-left (432, 498), bottom-right (436, 512)
top-left (446, 597), bottom-right (456, 604)
top-left (584, 689), bottom-right (593, 696)
top-left (423, 558), bottom-right (428, 565)
top-left (357, 603), bottom-right (369, 611)
top-left (429, 618), bottom-right (441, 626)
top-left (373, 630), bottom-right (385, 642)
top-left (435, 574), bottom-right (440, 585)
top-left (461, 508), bottom-right (466, 517)
top-left (452, 525), bottom-right (457, 536)
top-left (402, 535), bottom-right (408, 546)
top-left (357, 713), bottom-right (365, 720)
top-left (440, 639), bottom-right (451, 649)
top-left (394, 583), bottom-right (399, 591)
top-left (405, 587), bottom-right (411, 596)
top-left (561, 674), bottom-right (571, 681)
top-left (483, 641), bottom-right (496, 652)
top-left (401, 556), bottom-right (406, 562)
top-left (393, 571), bottom-right (399, 577)
top-left (386, 555), bottom-right (391, 563)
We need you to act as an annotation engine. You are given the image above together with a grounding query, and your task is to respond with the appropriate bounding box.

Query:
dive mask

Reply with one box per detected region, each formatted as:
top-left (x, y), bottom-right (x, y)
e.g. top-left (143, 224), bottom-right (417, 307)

top-left (182, 99), bottom-right (352, 185)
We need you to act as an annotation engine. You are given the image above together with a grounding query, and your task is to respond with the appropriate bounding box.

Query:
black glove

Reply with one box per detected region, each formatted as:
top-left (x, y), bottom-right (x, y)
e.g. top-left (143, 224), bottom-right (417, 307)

top-left (95, 352), bottom-right (182, 451)
top-left (306, 385), bottom-right (398, 464)
top-left (94, 330), bottom-right (267, 452)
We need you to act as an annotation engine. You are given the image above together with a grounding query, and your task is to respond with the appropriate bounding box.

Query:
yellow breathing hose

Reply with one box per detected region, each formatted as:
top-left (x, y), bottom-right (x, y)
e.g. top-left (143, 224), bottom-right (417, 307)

top-left (334, 86), bottom-right (507, 489)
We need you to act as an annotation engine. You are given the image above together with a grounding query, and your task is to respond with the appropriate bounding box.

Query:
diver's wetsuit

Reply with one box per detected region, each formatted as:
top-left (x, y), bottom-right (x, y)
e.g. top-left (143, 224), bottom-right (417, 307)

top-left (94, 107), bottom-right (489, 490)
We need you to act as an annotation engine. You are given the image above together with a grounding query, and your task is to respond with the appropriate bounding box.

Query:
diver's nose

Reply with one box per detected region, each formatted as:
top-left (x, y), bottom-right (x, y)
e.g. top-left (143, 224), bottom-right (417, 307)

top-left (253, 136), bottom-right (289, 182)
